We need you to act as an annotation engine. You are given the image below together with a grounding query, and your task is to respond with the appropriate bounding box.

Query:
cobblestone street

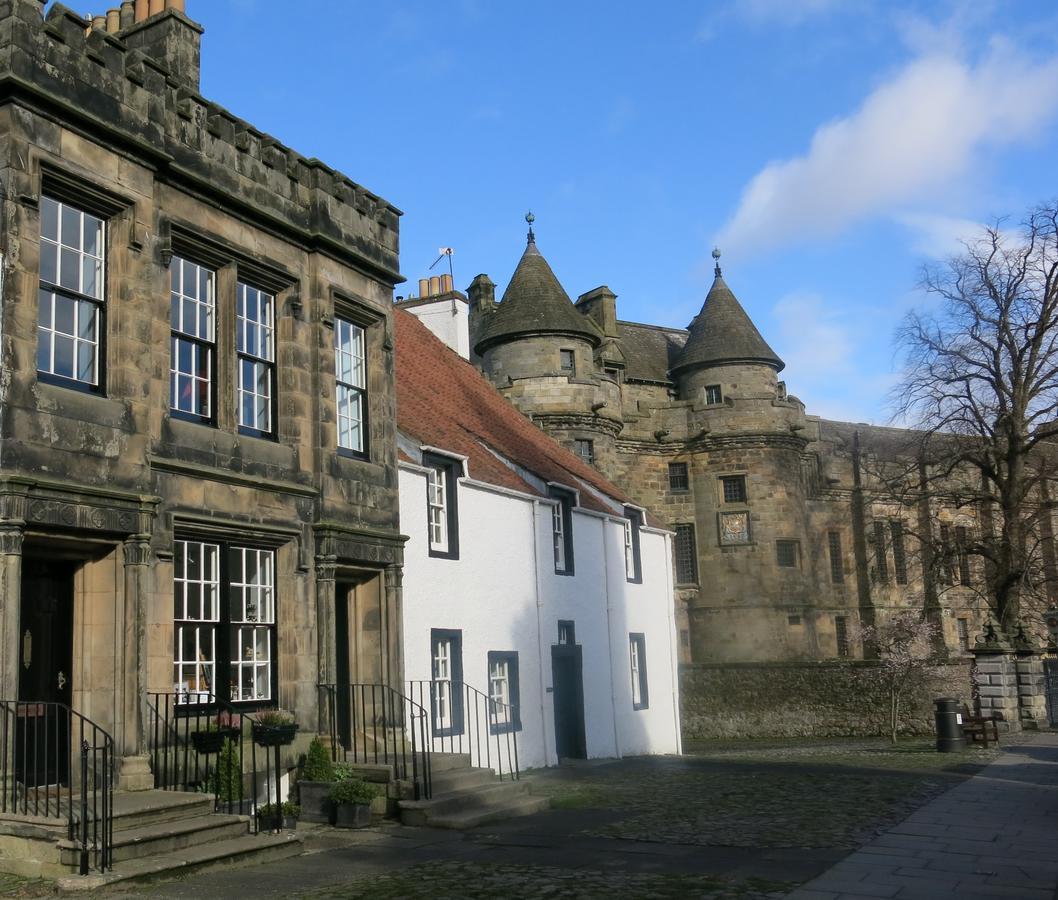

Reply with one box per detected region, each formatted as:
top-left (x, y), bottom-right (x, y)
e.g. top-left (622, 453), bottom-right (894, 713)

top-left (0, 737), bottom-right (1019, 899)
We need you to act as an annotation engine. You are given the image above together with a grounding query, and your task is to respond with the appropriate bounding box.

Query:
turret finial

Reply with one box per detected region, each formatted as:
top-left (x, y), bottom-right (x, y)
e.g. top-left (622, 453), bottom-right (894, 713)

top-left (712, 246), bottom-right (722, 277)
top-left (526, 211), bottom-right (536, 245)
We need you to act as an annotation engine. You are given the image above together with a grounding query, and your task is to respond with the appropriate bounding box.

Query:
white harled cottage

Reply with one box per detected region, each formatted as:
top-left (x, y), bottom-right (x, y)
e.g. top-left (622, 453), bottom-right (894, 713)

top-left (394, 306), bottom-right (682, 771)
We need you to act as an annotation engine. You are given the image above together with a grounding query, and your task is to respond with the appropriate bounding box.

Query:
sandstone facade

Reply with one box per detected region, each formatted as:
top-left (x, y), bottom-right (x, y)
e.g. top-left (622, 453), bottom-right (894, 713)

top-left (0, 0), bottom-right (404, 772)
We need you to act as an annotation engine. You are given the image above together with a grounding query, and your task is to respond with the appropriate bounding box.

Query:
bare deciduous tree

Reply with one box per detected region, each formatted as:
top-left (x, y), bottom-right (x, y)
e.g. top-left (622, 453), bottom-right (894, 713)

top-left (892, 203), bottom-right (1058, 634)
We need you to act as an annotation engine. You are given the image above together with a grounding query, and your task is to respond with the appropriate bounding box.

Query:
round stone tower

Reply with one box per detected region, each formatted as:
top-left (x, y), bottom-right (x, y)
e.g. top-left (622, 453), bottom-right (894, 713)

top-left (470, 222), bottom-right (623, 475)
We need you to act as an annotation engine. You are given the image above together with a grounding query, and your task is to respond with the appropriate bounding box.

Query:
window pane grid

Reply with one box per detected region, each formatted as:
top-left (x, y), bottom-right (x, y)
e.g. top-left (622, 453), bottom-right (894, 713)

top-left (721, 475), bottom-right (746, 504)
top-left (173, 540), bottom-right (220, 701)
top-left (432, 639), bottom-right (452, 730)
top-left (776, 540), bottom-right (799, 568)
top-left (828, 531), bottom-right (844, 584)
top-left (674, 524), bottom-right (698, 584)
top-left (891, 521), bottom-right (908, 584)
top-left (428, 468), bottom-right (448, 551)
top-left (873, 521), bottom-right (889, 583)
top-left (489, 659), bottom-right (510, 726)
top-left (552, 503), bottom-right (565, 571)
top-left (170, 258), bottom-right (215, 418)
top-left (668, 462), bottom-right (689, 491)
top-left (236, 283), bottom-right (275, 433)
top-left (335, 318), bottom-right (367, 453)
top-left (835, 616), bottom-right (849, 657)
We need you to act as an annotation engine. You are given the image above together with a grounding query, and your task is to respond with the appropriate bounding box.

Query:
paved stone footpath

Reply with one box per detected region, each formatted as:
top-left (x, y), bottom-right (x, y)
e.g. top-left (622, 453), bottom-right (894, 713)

top-left (786, 732), bottom-right (1058, 900)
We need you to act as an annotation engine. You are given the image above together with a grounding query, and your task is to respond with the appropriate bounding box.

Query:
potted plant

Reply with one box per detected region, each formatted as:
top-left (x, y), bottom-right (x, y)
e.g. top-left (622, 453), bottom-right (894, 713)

top-left (257, 800), bottom-right (300, 832)
top-left (298, 737), bottom-right (335, 823)
top-left (190, 712), bottom-right (242, 755)
top-left (329, 777), bottom-right (378, 829)
top-left (205, 737), bottom-right (245, 814)
top-left (251, 710), bottom-right (299, 747)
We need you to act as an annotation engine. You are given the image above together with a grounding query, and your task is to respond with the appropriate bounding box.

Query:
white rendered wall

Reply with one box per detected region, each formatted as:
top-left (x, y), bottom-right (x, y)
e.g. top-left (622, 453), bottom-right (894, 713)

top-left (399, 464), bottom-right (681, 770)
top-left (401, 298), bottom-right (471, 359)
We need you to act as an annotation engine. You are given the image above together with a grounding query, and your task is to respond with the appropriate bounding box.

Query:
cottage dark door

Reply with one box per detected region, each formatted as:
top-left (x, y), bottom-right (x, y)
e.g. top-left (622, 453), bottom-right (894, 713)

top-left (17, 562), bottom-right (74, 786)
top-left (334, 587), bottom-right (352, 749)
top-left (550, 645), bottom-right (586, 760)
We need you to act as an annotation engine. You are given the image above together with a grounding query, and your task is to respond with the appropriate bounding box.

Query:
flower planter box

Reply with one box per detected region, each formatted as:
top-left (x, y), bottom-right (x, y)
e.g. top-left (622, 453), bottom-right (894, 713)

top-left (298, 781), bottom-right (332, 824)
top-left (332, 802), bottom-right (371, 829)
top-left (190, 727), bottom-right (240, 755)
top-left (251, 722), bottom-right (298, 747)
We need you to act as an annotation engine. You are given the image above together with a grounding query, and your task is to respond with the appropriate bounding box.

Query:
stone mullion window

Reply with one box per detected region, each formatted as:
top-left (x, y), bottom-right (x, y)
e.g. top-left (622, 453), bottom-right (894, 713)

top-left (674, 524), bottom-right (698, 585)
top-left (169, 256), bottom-right (216, 422)
top-left (873, 521), bottom-right (889, 583)
top-left (827, 531), bottom-right (844, 584)
top-left (334, 317), bottom-right (368, 457)
top-left (236, 282), bottom-right (276, 438)
top-left (891, 520), bottom-right (908, 585)
top-left (172, 538), bottom-right (277, 707)
top-left (37, 196), bottom-right (106, 390)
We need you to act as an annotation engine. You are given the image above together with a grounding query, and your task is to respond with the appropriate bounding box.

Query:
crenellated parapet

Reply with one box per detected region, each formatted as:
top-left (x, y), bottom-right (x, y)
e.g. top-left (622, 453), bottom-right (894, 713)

top-left (0, 0), bottom-right (401, 283)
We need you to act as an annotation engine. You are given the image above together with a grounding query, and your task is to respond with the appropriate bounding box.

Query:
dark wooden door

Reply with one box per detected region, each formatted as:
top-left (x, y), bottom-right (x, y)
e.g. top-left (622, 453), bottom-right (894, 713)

top-left (17, 562), bottom-right (74, 786)
top-left (551, 645), bottom-right (586, 760)
top-left (334, 587), bottom-right (352, 749)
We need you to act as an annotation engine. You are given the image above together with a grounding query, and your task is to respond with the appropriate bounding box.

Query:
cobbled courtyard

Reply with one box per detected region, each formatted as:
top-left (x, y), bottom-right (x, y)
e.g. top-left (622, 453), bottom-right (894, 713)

top-left (0, 738), bottom-right (1002, 899)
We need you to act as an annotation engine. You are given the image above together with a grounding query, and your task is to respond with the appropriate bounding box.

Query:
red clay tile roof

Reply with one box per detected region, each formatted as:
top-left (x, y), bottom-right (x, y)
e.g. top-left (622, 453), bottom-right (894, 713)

top-left (395, 308), bottom-right (634, 515)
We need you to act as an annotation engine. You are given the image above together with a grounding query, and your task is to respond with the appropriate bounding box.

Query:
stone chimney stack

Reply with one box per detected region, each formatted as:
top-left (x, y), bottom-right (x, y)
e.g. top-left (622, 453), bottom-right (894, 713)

top-left (119, 0), bottom-right (202, 90)
top-left (575, 286), bottom-right (618, 338)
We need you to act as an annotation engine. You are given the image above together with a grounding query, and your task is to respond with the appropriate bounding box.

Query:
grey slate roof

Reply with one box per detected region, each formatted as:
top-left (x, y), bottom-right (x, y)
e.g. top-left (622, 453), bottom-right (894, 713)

top-left (474, 238), bottom-right (602, 353)
top-left (671, 274), bottom-right (784, 374)
top-left (616, 321), bottom-right (687, 384)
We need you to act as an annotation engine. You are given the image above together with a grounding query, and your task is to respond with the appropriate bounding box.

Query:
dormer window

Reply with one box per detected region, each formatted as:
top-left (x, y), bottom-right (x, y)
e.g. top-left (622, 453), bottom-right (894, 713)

top-left (559, 349), bottom-right (576, 376)
top-left (424, 453), bottom-right (460, 559)
top-left (704, 384), bottom-right (723, 405)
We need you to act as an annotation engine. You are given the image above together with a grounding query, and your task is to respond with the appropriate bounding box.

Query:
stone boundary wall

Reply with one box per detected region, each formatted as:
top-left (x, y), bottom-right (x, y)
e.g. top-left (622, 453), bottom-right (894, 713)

top-left (680, 659), bottom-right (974, 741)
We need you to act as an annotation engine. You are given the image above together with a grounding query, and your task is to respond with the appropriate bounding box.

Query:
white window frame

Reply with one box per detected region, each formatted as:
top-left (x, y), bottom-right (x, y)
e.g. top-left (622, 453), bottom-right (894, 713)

top-left (629, 634), bottom-right (648, 710)
top-left (489, 658), bottom-right (510, 726)
top-left (37, 196), bottom-right (105, 388)
top-left (552, 502), bottom-right (566, 572)
top-left (236, 282), bottom-right (275, 435)
top-left (335, 317), bottom-right (367, 455)
top-left (173, 540), bottom-right (219, 702)
top-left (170, 256), bottom-right (215, 420)
top-left (427, 466), bottom-right (448, 553)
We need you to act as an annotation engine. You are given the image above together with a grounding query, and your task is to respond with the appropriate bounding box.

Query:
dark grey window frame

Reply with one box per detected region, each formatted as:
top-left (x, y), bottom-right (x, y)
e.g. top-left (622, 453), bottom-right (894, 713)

top-left (776, 540), bottom-right (799, 568)
top-left (721, 475), bottom-right (747, 504)
top-left (430, 628), bottom-right (464, 738)
top-left (424, 452), bottom-right (461, 560)
top-left (624, 506), bottom-right (643, 583)
top-left (629, 633), bottom-right (649, 710)
top-left (486, 650), bottom-right (521, 735)
top-left (549, 486), bottom-right (576, 576)
top-left (828, 531), bottom-right (844, 584)
top-left (668, 462), bottom-right (689, 492)
top-left (674, 523), bottom-right (699, 585)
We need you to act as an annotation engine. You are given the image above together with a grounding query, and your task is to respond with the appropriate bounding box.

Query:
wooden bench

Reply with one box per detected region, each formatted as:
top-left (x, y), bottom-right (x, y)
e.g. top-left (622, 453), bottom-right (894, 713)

top-left (960, 704), bottom-right (1000, 746)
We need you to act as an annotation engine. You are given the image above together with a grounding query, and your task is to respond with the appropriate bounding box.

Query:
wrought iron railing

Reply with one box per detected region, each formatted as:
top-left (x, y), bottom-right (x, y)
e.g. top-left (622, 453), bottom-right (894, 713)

top-left (317, 683), bottom-right (431, 800)
top-left (0, 700), bottom-right (114, 874)
top-left (406, 680), bottom-right (520, 782)
top-left (146, 692), bottom-right (295, 832)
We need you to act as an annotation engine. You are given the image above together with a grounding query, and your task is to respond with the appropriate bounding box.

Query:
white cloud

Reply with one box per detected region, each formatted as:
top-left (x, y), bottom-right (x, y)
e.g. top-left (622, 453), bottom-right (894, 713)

top-left (716, 42), bottom-right (1058, 257)
top-left (772, 291), bottom-right (853, 377)
top-left (894, 212), bottom-right (985, 258)
top-left (698, 0), bottom-right (849, 40)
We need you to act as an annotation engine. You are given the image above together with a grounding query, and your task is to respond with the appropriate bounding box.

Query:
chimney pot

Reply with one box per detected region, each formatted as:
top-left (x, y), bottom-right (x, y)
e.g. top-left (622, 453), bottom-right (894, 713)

top-left (148, 0), bottom-right (164, 14)
top-left (106, 8), bottom-right (120, 31)
top-left (91, 14), bottom-right (106, 30)
top-left (441, 274), bottom-right (453, 293)
top-left (120, 0), bottom-right (135, 27)
top-left (134, 0), bottom-right (148, 21)
top-left (418, 278), bottom-right (429, 297)
top-left (428, 276), bottom-right (441, 296)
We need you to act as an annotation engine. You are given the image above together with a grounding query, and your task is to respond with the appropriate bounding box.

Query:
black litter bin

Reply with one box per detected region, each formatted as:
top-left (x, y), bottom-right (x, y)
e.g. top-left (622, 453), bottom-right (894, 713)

top-left (935, 697), bottom-right (966, 752)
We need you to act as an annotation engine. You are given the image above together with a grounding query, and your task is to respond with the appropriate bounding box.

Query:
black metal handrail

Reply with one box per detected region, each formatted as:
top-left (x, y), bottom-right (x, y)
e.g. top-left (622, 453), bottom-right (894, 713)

top-left (318, 683), bottom-right (431, 800)
top-left (406, 680), bottom-right (520, 782)
top-left (0, 700), bottom-right (114, 874)
top-left (146, 692), bottom-right (292, 833)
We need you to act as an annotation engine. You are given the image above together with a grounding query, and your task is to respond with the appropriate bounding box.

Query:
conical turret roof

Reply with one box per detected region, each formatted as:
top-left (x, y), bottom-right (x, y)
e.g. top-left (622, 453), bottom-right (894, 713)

top-left (670, 271), bottom-right (784, 375)
top-left (474, 235), bottom-right (602, 354)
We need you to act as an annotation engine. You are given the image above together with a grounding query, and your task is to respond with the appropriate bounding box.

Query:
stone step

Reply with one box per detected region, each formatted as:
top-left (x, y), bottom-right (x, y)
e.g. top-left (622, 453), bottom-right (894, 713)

top-left (108, 791), bottom-right (216, 832)
top-left (430, 766), bottom-right (498, 795)
top-left (425, 795), bottom-right (550, 830)
top-left (55, 830), bottom-right (303, 893)
top-left (399, 780), bottom-right (533, 826)
top-left (60, 813), bottom-right (249, 865)
top-left (426, 752), bottom-right (472, 773)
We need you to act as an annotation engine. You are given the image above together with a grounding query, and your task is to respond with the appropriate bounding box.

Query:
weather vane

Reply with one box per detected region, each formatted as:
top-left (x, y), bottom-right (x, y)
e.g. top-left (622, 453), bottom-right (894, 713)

top-left (712, 246), bottom-right (722, 277)
top-left (526, 210), bottom-right (536, 244)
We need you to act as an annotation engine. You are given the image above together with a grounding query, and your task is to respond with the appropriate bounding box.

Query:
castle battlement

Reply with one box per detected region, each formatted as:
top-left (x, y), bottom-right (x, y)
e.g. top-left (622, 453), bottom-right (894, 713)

top-left (0, 0), bottom-right (401, 282)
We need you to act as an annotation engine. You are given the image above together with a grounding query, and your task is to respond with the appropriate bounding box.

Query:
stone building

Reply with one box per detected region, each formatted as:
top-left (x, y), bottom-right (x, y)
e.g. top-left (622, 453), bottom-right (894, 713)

top-left (0, 0), bottom-right (404, 791)
top-left (404, 225), bottom-right (1000, 666)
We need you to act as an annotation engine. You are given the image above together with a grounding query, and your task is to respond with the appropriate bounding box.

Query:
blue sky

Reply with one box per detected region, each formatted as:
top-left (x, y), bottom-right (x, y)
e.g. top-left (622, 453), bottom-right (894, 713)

top-left (71, 1), bottom-right (1058, 422)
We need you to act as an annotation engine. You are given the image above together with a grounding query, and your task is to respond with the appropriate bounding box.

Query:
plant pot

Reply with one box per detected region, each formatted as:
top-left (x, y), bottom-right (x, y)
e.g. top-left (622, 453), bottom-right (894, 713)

top-left (251, 722), bottom-right (299, 747)
top-left (282, 814), bottom-right (298, 830)
top-left (298, 781), bottom-right (332, 824)
top-left (257, 811), bottom-right (282, 832)
top-left (332, 802), bottom-right (371, 829)
top-left (190, 727), bottom-right (240, 755)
